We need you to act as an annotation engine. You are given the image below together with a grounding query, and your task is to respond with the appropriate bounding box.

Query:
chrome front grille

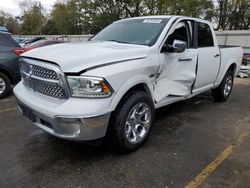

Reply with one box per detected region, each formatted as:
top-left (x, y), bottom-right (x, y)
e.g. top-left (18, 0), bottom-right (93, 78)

top-left (32, 65), bottom-right (59, 80)
top-left (22, 75), bottom-right (32, 88)
top-left (20, 58), bottom-right (68, 99)
top-left (33, 79), bottom-right (65, 98)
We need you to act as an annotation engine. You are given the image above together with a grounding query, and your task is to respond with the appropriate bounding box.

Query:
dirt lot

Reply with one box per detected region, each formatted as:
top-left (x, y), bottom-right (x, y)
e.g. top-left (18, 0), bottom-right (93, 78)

top-left (0, 78), bottom-right (250, 188)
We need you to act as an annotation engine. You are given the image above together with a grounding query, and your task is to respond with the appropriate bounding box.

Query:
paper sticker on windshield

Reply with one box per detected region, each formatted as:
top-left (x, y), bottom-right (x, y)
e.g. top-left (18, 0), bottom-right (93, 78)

top-left (143, 19), bottom-right (162, 24)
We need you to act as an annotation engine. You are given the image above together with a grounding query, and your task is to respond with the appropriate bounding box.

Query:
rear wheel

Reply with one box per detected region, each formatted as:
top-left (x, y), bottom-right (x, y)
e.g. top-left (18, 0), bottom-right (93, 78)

top-left (0, 72), bottom-right (11, 99)
top-left (212, 69), bottom-right (234, 102)
top-left (109, 90), bottom-right (155, 152)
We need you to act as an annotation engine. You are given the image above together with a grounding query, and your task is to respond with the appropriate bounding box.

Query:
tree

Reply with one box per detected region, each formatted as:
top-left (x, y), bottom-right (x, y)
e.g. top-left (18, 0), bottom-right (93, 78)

top-left (41, 19), bottom-right (58, 34)
top-left (181, 0), bottom-right (214, 20)
top-left (216, 0), bottom-right (250, 30)
top-left (51, 0), bottom-right (84, 34)
top-left (86, 0), bottom-right (121, 33)
top-left (227, 0), bottom-right (250, 30)
top-left (84, 0), bottom-right (215, 33)
top-left (19, 0), bottom-right (46, 34)
top-left (217, 0), bottom-right (228, 30)
top-left (0, 11), bottom-right (5, 25)
top-left (118, 0), bottom-right (147, 17)
top-left (0, 11), bottom-right (20, 34)
top-left (13, 0), bottom-right (247, 35)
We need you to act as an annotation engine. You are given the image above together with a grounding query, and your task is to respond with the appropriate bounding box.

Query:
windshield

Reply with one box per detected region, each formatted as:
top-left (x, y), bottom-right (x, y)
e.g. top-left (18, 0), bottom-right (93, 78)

top-left (91, 18), bottom-right (169, 46)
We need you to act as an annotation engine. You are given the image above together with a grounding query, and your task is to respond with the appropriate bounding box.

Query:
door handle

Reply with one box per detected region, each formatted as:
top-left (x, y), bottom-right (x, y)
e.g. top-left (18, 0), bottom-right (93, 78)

top-left (178, 57), bottom-right (193, 62)
top-left (214, 54), bottom-right (220, 57)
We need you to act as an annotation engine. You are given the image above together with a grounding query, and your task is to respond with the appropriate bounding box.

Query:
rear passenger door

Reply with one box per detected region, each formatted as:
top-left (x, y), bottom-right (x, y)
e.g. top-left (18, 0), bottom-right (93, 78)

top-left (194, 22), bottom-right (220, 91)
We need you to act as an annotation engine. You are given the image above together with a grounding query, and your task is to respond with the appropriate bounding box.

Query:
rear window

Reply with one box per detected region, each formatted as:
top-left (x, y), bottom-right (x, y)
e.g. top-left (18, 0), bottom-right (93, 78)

top-left (197, 22), bottom-right (214, 47)
top-left (0, 33), bottom-right (20, 48)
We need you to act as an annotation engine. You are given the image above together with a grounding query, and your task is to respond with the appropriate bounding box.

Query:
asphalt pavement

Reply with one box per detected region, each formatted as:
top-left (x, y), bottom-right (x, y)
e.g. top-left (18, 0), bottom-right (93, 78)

top-left (0, 78), bottom-right (250, 188)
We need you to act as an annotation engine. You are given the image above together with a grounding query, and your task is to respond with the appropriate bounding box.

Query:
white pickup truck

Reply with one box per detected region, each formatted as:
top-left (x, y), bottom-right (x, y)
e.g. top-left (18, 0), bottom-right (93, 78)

top-left (14, 16), bottom-right (243, 152)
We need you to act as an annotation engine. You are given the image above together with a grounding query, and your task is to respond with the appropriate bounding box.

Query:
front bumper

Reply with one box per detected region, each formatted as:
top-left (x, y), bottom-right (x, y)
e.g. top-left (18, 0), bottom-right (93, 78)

top-left (14, 81), bottom-right (113, 141)
top-left (18, 101), bottom-right (111, 141)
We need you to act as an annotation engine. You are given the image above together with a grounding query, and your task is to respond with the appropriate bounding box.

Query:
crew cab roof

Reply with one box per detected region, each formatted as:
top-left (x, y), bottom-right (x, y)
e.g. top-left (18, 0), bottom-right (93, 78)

top-left (117, 15), bottom-right (211, 25)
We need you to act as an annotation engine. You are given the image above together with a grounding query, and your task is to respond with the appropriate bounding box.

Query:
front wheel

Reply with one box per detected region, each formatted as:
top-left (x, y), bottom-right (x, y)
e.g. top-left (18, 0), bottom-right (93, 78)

top-left (0, 72), bottom-right (11, 99)
top-left (109, 90), bottom-right (155, 152)
top-left (212, 69), bottom-right (234, 102)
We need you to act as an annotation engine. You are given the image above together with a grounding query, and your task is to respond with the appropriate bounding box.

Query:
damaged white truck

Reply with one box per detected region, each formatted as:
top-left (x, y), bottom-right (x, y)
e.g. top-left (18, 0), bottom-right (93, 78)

top-left (14, 16), bottom-right (243, 152)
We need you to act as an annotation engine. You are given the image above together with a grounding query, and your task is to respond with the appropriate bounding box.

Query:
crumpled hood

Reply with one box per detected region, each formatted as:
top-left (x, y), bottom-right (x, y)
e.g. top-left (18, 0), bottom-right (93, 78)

top-left (21, 41), bottom-right (149, 73)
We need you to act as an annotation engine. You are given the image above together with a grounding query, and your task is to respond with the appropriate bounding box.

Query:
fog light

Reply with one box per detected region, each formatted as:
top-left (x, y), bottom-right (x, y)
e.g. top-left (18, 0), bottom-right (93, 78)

top-left (57, 118), bottom-right (85, 135)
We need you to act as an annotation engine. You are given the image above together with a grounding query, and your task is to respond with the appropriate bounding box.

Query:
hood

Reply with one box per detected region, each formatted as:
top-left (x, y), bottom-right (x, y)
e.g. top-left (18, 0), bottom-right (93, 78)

top-left (21, 41), bottom-right (149, 73)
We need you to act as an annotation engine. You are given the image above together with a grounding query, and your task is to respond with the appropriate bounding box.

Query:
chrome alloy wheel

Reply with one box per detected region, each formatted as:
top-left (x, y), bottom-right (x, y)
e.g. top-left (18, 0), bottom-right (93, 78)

top-left (0, 77), bottom-right (6, 95)
top-left (224, 75), bottom-right (233, 97)
top-left (125, 102), bottom-right (152, 144)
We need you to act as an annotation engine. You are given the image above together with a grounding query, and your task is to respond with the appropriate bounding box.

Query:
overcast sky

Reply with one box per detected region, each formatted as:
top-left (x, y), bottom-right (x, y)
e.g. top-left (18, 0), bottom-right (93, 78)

top-left (0, 0), bottom-right (57, 16)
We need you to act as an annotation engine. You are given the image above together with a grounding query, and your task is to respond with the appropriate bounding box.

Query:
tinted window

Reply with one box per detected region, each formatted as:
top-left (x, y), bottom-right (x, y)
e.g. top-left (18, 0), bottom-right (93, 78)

top-left (0, 33), bottom-right (20, 48)
top-left (91, 18), bottom-right (169, 46)
top-left (197, 22), bottom-right (214, 47)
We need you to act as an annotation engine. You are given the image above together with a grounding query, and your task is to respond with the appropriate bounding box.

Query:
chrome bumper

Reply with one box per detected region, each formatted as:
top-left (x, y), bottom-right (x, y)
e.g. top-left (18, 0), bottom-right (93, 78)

top-left (18, 101), bottom-right (111, 141)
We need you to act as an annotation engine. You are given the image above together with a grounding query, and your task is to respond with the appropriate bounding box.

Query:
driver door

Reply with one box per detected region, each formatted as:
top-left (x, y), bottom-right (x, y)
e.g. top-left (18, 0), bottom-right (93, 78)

top-left (154, 20), bottom-right (198, 102)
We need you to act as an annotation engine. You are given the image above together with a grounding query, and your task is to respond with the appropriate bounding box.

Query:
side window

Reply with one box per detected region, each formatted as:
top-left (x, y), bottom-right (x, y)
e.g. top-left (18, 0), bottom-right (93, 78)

top-left (166, 21), bottom-right (191, 48)
top-left (197, 22), bottom-right (214, 47)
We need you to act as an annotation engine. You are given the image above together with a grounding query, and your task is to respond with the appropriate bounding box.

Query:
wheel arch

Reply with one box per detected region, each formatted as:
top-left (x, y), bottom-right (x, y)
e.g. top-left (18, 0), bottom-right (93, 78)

top-left (0, 66), bottom-right (13, 84)
top-left (215, 61), bottom-right (238, 87)
top-left (228, 63), bottom-right (237, 77)
top-left (108, 76), bottom-right (154, 112)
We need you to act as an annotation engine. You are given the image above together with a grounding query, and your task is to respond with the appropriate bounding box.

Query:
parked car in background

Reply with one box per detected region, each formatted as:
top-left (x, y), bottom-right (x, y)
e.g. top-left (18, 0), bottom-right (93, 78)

top-left (23, 37), bottom-right (69, 52)
top-left (24, 36), bottom-right (46, 45)
top-left (14, 16), bottom-right (243, 152)
top-left (242, 53), bottom-right (250, 65)
top-left (0, 31), bottom-right (23, 98)
top-left (238, 53), bottom-right (250, 78)
top-left (17, 37), bottom-right (46, 48)
top-left (0, 26), bottom-right (9, 32)
top-left (15, 38), bottom-right (25, 44)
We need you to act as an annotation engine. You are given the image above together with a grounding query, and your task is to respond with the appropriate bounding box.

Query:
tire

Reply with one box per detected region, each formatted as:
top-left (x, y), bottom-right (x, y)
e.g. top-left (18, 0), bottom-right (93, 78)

top-left (0, 72), bottom-right (12, 99)
top-left (109, 90), bottom-right (155, 152)
top-left (212, 69), bottom-right (234, 102)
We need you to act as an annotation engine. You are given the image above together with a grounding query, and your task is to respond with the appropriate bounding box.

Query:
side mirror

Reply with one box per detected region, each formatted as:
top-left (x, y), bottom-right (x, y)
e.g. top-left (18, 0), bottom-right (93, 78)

top-left (161, 39), bottom-right (187, 53)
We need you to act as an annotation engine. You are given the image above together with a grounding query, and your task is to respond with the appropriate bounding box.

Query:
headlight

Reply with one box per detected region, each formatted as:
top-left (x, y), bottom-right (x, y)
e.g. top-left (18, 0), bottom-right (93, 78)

top-left (67, 76), bottom-right (113, 98)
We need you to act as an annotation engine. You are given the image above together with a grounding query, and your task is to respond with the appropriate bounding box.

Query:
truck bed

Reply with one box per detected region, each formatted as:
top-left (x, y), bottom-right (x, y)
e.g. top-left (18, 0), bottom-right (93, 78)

top-left (216, 46), bottom-right (243, 83)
